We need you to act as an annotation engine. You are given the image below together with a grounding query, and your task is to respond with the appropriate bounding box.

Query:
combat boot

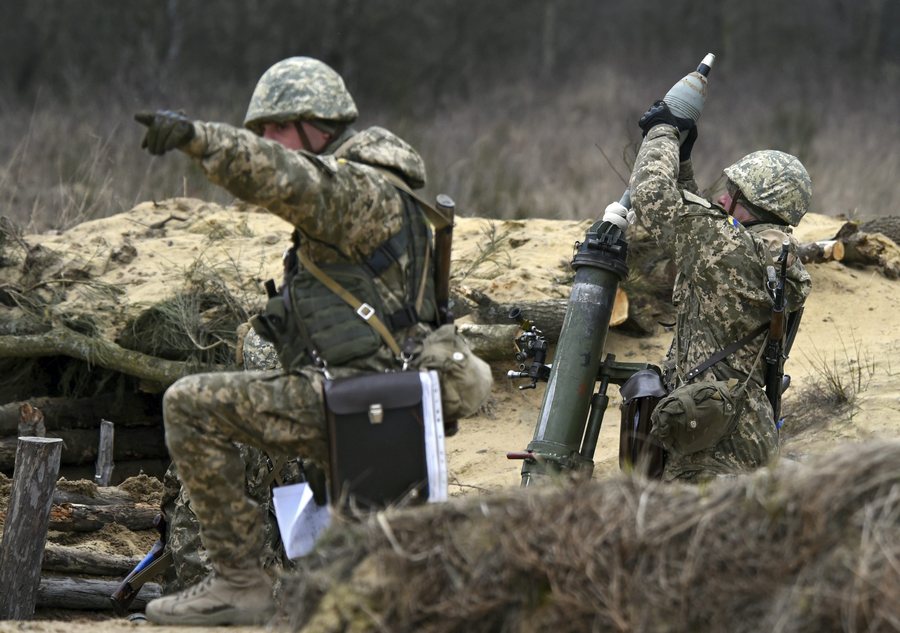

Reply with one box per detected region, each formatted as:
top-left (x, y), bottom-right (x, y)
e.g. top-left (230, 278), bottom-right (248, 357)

top-left (145, 565), bottom-right (275, 625)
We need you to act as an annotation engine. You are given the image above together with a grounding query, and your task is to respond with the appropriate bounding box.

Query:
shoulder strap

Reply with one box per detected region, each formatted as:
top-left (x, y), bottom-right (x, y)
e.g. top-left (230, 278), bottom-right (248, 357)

top-left (369, 166), bottom-right (453, 230)
top-left (683, 322), bottom-right (768, 382)
top-left (682, 190), bottom-right (712, 209)
top-left (296, 249), bottom-right (403, 358)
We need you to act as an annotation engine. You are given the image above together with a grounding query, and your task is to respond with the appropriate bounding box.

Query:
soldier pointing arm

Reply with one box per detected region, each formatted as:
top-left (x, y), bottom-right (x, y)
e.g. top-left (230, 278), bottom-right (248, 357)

top-left (135, 57), bottom-right (490, 626)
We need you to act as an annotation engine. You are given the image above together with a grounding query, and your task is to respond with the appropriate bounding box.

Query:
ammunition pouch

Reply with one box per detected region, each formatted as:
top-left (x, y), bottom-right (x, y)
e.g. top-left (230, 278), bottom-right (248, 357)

top-left (619, 369), bottom-right (667, 478)
top-left (251, 191), bottom-right (437, 372)
top-left (324, 371), bottom-right (433, 510)
top-left (651, 380), bottom-right (744, 456)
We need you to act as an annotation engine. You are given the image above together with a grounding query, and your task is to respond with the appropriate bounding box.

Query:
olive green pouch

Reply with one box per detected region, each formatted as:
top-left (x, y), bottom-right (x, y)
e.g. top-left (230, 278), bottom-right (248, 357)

top-left (416, 324), bottom-right (492, 425)
top-left (651, 380), bottom-right (743, 455)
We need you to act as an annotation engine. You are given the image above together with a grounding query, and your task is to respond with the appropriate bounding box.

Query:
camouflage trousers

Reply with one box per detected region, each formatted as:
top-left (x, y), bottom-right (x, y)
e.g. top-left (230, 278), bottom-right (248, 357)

top-left (160, 447), bottom-right (303, 592)
top-left (162, 366), bottom-right (335, 572)
top-left (659, 385), bottom-right (779, 483)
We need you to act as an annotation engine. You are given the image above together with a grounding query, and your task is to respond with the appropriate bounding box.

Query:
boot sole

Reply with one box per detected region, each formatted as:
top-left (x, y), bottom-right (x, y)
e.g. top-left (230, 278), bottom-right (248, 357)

top-left (145, 605), bottom-right (275, 626)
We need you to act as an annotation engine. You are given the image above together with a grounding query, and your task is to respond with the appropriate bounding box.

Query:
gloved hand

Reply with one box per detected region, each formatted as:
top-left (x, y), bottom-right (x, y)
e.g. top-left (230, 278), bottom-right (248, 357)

top-left (679, 125), bottom-right (698, 162)
top-left (134, 110), bottom-right (195, 155)
top-left (638, 100), bottom-right (694, 137)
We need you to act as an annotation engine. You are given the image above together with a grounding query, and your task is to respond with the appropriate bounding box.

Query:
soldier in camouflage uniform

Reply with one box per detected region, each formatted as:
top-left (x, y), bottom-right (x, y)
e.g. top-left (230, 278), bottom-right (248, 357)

top-left (627, 101), bottom-right (812, 482)
top-left (134, 57), bottom-right (482, 625)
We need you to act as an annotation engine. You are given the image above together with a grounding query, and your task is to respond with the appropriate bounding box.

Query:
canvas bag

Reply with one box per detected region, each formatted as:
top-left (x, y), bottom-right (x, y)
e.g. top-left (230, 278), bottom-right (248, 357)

top-left (651, 380), bottom-right (743, 455)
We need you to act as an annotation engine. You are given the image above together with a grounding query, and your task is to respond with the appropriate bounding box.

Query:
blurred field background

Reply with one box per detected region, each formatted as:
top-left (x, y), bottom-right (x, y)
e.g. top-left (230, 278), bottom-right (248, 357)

top-left (1, 0), bottom-right (898, 232)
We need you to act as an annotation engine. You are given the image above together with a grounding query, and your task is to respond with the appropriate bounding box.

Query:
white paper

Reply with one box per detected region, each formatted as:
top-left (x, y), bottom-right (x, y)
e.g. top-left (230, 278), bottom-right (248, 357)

top-left (420, 370), bottom-right (448, 502)
top-left (272, 482), bottom-right (331, 559)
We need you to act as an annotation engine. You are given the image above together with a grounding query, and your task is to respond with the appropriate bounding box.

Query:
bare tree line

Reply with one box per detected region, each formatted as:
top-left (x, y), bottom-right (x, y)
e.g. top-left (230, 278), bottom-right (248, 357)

top-left (0, 0), bottom-right (898, 229)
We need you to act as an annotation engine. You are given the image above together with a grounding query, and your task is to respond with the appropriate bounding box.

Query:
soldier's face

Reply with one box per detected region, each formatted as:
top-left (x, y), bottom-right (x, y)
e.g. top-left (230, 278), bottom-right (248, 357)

top-left (262, 122), bottom-right (304, 150)
top-left (262, 121), bottom-right (332, 153)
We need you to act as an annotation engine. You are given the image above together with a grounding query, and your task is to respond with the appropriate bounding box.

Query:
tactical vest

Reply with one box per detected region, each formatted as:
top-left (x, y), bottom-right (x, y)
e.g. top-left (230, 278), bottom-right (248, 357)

top-left (252, 190), bottom-right (437, 372)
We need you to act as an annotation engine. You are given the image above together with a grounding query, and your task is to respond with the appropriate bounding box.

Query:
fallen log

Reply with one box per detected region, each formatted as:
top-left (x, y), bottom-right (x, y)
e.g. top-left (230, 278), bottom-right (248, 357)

top-left (458, 323), bottom-right (519, 363)
top-left (42, 545), bottom-right (140, 576)
top-left (0, 326), bottom-right (221, 389)
top-left (47, 502), bottom-right (158, 532)
top-left (798, 239), bottom-right (844, 264)
top-left (0, 393), bottom-right (162, 435)
top-left (37, 576), bottom-right (161, 611)
top-left (461, 288), bottom-right (629, 341)
top-left (861, 215), bottom-right (900, 245)
top-left (835, 222), bottom-right (900, 279)
top-left (0, 426), bottom-right (166, 470)
top-left (52, 485), bottom-right (135, 507)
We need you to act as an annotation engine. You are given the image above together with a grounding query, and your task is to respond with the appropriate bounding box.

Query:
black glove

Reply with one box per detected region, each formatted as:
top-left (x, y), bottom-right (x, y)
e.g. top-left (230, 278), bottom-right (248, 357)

top-left (638, 100), bottom-right (694, 137)
top-left (134, 110), bottom-right (195, 155)
top-left (679, 125), bottom-right (698, 162)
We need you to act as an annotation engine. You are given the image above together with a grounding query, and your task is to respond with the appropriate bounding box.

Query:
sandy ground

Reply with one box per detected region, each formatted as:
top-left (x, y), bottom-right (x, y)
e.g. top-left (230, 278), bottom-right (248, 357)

top-left (2, 202), bottom-right (899, 631)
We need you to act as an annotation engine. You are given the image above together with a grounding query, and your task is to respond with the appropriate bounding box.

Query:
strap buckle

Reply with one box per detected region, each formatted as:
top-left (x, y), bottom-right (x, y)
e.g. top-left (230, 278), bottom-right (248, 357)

top-left (356, 303), bottom-right (376, 321)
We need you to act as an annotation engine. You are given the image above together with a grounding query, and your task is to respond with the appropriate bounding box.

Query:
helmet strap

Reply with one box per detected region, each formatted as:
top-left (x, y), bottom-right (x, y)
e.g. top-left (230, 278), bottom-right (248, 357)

top-left (294, 122), bottom-right (316, 153)
top-left (728, 189), bottom-right (742, 216)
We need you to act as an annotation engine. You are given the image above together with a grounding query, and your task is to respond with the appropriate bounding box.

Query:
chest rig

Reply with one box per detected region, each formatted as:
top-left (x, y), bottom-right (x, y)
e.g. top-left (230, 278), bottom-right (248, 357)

top-left (252, 189), bottom-right (437, 372)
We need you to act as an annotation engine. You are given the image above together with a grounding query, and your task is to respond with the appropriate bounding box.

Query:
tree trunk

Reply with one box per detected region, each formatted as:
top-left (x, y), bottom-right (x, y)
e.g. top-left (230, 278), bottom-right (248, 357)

top-left (0, 437), bottom-right (64, 619)
top-left (52, 486), bottom-right (135, 507)
top-left (836, 222), bottom-right (900, 279)
top-left (0, 393), bottom-right (162, 435)
top-left (463, 288), bottom-right (629, 341)
top-left (0, 327), bottom-right (219, 389)
top-left (36, 577), bottom-right (161, 611)
top-left (47, 502), bottom-right (159, 532)
top-left (458, 323), bottom-right (520, 362)
top-left (0, 426), bottom-right (166, 470)
top-left (798, 240), bottom-right (844, 264)
top-left (42, 545), bottom-right (140, 576)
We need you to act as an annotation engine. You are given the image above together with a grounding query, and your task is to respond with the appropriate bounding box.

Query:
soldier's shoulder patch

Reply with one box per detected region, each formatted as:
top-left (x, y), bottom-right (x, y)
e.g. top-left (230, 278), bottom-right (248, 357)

top-left (682, 190), bottom-right (711, 208)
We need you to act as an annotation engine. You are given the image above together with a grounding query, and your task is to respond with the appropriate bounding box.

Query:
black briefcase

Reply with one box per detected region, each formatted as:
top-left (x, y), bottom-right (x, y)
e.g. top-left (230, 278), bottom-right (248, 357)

top-left (324, 371), bottom-right (433, 510)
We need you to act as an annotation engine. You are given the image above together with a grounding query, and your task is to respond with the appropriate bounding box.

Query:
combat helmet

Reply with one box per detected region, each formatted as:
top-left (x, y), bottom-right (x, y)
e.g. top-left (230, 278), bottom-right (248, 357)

top-left (723, 150), bottom-right (812, 226)
top-left (244, 57), bottom-right (358, 134)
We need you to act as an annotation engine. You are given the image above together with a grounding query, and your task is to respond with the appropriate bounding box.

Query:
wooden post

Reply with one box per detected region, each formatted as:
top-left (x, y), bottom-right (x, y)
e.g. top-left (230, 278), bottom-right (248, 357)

top-left (0, 436), bottom-right (63, 620)
top-left (94, 419), bottom-right (115, 486)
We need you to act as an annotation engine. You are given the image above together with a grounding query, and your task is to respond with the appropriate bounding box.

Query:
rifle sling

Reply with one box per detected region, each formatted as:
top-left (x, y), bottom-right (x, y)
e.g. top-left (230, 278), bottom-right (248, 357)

top-left (683, 322), bottom-right (769, 383)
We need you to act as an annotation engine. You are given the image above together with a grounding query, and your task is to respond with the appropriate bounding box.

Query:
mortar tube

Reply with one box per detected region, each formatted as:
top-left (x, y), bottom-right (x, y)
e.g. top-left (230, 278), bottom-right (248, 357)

top-left (521, 223), bottom-right (628, 486)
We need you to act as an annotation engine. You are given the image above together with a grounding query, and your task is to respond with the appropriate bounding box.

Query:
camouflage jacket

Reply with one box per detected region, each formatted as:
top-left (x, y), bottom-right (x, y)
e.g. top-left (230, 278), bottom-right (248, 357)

top-left (183, 124), bottom-right (433, 369)
top-left (630, 125), bottom-right (812, 391)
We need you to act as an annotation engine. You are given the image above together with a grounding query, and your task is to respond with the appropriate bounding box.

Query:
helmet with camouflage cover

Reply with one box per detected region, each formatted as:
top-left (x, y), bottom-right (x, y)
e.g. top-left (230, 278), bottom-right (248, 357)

top-left (723, 150), bottom-right (812, 226)
top-left (244, 57), bottom-right (358, 134)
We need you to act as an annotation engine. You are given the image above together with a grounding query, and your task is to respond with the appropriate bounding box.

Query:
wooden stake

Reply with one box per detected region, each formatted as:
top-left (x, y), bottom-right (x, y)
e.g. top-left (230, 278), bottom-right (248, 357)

top-left (94, 419), bottom-right (115, 486)
top-left (0, 436), bottom-right (64, 620)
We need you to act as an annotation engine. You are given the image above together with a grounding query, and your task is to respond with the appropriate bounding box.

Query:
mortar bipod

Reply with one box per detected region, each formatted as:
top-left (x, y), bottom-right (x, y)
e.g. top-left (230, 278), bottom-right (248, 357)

top-left (507, 354), bottom-right (661, 481)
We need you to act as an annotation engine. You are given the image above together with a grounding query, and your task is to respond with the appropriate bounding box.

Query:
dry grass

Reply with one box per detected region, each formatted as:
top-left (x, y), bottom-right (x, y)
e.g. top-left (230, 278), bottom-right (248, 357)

top-left (281, 440), bottom-right (900, 633)
top-left (2, 69), bottom-right (897, 233)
